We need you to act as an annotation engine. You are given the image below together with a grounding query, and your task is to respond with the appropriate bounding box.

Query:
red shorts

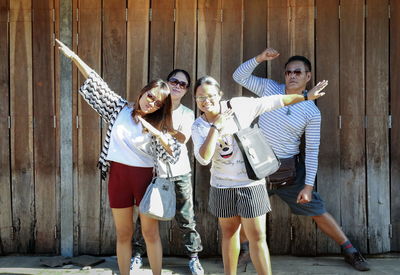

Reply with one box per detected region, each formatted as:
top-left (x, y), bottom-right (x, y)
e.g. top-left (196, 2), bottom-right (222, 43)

top-left (108, 162), bottom-right (153, 208)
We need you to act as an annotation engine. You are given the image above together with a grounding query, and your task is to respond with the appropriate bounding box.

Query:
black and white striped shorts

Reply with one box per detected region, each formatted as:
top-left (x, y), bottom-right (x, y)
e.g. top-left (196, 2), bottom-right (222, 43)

top-left (208, 184), bottom-right (271, 218)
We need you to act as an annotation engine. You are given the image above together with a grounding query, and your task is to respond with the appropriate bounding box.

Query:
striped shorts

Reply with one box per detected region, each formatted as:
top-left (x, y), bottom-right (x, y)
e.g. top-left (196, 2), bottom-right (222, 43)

top-left (208, 184), bottom-right (271, 218)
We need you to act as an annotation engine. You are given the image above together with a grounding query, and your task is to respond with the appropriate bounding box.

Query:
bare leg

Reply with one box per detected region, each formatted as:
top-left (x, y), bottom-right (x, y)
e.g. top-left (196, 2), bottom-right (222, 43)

top-left (312, 212), bottom-right (347, 244)
top-left (241, 214), bottom-right (272, 275)
top-left (111, 207), bottom-right (134, 275)
top-left (140, 213), bottom-right (162, 275)
top-left (219, 216), bottom-right (241, 275)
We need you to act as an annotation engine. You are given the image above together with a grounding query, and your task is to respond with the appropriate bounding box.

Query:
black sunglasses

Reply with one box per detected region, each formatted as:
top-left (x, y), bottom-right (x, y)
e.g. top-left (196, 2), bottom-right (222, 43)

top-left (146, 91), bottom-right (163, 108)
top-left (285, 70), bottom-right (309, 77)
top-left (168, 77), bottom-right (189, 89)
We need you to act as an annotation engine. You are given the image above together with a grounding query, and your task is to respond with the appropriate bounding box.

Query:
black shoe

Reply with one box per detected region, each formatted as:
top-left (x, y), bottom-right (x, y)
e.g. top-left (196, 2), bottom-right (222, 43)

top-left (238, 250), bottom-right (251, 266)
top-left (344, 251), bottom-right (370, 271)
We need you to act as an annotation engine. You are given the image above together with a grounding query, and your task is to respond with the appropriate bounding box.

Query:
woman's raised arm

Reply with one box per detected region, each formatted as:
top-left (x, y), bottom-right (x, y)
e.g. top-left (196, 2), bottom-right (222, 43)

top-left (56, 39), bottom-right (93, 79)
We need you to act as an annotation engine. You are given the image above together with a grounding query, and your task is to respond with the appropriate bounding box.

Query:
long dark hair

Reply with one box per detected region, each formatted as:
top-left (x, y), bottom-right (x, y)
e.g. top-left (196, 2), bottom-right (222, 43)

top-left (132, 79), bottom-right (184, 142)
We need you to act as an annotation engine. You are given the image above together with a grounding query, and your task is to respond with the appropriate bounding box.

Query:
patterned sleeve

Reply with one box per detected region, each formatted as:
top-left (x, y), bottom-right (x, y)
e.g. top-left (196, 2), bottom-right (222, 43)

top-left (233, 57), bottom-right (277, 97)
top-left (78, 71), bottom-right (127, 123)
top-left (304, 110), bottom-right (321, 186)
top-left (151, 134), bottom-right (181, 164)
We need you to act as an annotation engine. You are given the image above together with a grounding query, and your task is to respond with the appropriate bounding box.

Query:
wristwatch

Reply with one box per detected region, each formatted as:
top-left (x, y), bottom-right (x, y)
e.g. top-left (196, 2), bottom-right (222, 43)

top-left (303, 92), bottom-right (308, 101)
top-left (211, 124), bottom-right (221, 132)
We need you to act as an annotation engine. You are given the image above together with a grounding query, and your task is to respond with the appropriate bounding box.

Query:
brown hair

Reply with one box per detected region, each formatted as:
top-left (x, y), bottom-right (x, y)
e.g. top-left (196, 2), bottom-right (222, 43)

top-left (132, 79), bottom-right (184, 142)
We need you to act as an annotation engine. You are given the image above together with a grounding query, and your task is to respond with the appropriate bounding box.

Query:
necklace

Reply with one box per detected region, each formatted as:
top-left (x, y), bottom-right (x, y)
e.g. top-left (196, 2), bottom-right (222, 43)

top-left (203, 113), bottom-right (213, 125)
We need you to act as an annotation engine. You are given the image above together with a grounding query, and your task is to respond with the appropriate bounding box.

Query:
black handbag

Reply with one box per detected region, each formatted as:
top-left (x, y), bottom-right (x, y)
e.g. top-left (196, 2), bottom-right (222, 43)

top-left (227, 101), bottom-right (280, 180)
top-left (268, 157), bottom-right (297, 186)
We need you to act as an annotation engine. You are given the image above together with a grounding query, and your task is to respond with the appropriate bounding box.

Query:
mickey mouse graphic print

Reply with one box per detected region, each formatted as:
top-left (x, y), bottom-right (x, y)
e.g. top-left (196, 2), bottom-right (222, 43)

top-left (192, 96), bottom-right (284, 188)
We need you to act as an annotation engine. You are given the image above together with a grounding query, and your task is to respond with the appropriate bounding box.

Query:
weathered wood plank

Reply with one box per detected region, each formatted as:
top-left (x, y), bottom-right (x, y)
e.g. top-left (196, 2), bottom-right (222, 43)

top-left (174, 0), bottom-right (196, 108)
top-left (170, 0), bottom-right (197, 256)
top-left (100, 0), bottom-right (127, 255)
top-left (289, 0), bottom-right (317, 256)
top-left (32, 0), bottom-right (57, 254)
top-left (59, 0), bottom-right (74, 257)
top-left (127, 0), bottom-right (149, 102)
top-left (0, 0), bottom-right (13, 255)
top-left (197, 0), bottom-right (222, 80)
top-left (365, 0), bottom-right (390, 254)
top-left (149, 0), bottom-right (175, 255)
top-left (195, 0), bottom-right (222, 256)
top-left (220, 0), bottom-right (243, 98)
top-left (149, 0), bottom-right (174, 81)
top-left (339, 0), bottom-right (367, 253)
top-left (390, 0), bottom-right (400, 252)
top-left (267, 0), bottom-right (291, 255)
top-left (315, 0), bottom-right (341, 255)
top-left (76, 0), bottom-right (102, 255)
top-left (72, 0), bottom-right (79, 256)
top-left (242, 0), bottom-right (267, 97)
top-left (10, 0), bottom-right (34, 253)
top-left (267, 0), bottom-right (289, 83)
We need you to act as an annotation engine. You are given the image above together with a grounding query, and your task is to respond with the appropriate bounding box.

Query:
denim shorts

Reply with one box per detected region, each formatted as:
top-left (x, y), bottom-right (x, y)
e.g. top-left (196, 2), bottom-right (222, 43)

top-left (267, 156), bottom-right (326, 216)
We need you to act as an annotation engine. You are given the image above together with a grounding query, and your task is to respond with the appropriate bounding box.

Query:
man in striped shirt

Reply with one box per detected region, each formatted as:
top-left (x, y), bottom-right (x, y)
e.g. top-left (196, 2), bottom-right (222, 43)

top-left (233, 48), bottom-right (369, 272)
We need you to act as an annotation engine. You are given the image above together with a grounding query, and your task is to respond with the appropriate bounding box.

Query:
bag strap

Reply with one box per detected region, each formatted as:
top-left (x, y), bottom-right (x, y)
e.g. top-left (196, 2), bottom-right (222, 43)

top-left (152, 137), bottom-right (173, 178)
top-left (226, 100), bottom-right (242, 130)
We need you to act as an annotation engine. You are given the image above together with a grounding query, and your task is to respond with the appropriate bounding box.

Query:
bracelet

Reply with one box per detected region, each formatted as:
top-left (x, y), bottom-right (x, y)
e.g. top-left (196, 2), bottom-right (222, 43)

top-left (210, 124), bottom-right (221, 132)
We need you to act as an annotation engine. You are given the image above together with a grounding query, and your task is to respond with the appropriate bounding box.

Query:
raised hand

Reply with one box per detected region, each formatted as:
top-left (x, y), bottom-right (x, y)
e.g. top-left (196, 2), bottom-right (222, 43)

top-left (213, 109), bottom-right (234, 132)
top-left (306, 80), bottom-right (328, 100)
top-left (136, 116), bottom-right (162, 137)
top-left (256, 48), bottom-right (280, 63)
top-left (55, 39), bottom-right (75, 59)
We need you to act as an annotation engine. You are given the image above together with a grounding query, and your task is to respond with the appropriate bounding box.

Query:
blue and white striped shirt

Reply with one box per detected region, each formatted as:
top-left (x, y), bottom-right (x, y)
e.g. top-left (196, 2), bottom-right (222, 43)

top-left (233, 57), bottom-right (321, 186)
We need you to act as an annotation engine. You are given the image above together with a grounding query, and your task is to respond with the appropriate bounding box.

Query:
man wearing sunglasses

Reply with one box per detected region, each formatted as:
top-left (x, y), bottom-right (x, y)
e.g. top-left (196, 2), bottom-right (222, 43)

top-left (233, 48), bottom-right (369, 272)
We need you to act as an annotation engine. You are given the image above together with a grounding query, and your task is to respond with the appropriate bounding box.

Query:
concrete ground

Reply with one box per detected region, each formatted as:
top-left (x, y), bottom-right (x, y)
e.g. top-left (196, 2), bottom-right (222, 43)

top-left (0, 254), bottom-right (399, 275)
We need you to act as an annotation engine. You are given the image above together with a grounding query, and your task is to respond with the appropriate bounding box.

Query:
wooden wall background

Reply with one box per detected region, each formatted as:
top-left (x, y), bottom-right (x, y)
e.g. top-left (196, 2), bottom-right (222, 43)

top-left (0, 0), bottom-right (399, 257)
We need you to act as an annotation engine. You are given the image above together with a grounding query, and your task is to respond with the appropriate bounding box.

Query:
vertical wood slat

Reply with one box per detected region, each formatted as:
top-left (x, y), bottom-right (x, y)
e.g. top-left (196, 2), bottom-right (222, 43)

top-left (149, 0), bottom-right (175, 255)
top-left (170, 0), bottom-right (197, 256)
top-left (195, 0), bottom-right (222, 256)
top-left (220, 0), bottom-right (243, 98)
top-left (390, 0), bottom-right (400, 252)
top-left (72, 0), bottom-right (79, 256)
top-left (0, 0), bottom-right (13, 254)
top-left (76, 0), bottom-right (102, 255)
top-left (149, 0), bottom-right (174, 81)
top-left (32, 0), bottom-right (57, 253)
top-left (366, 0), bottom-right (390, 254)
top-left (315, 0), bottom-right (341, 254)
top-left (58, 0), bottom-right (74, 257)
top-left (340, 0), bottom-right (367, 253)
top-left (266, 0), bottom-right (291, 255)
top-left (100, 0), bottom-right (127, 255)
top-left (127, 0), bottom-right (149, 102)
top-left (10, 0), bottom-right (34, 253)
top-left (242, 0), bottom-right (267, 97)
top-left (289, 0), bottom-right (317, 256)
top-left (174, 0), bottom-right (196, 108)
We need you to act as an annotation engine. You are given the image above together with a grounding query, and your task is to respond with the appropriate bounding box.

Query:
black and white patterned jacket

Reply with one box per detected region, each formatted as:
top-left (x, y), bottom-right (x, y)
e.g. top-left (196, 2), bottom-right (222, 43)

top-left (79, 71), bottom-right (180, 180)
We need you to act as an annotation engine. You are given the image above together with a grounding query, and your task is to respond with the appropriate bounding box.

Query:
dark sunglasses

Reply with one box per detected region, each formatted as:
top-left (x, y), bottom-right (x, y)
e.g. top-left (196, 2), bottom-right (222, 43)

top-left (146, 92), bottom-right (163, 108)
top-left (285, 70), bottom-right (309, 77)
top-left (168, 77), bottom-right (189, 89)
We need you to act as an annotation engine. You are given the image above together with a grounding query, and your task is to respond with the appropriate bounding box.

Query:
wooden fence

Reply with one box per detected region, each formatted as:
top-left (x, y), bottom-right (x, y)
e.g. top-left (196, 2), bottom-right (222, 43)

top-left (0, 0), bottom-right (399, 257)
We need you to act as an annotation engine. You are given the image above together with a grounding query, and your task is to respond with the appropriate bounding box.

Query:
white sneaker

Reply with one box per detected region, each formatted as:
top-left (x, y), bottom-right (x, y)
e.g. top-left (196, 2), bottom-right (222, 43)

top-left (189, 257), bottom-right (204, 275)
top-left (130, 255), bottom-right (143, 270)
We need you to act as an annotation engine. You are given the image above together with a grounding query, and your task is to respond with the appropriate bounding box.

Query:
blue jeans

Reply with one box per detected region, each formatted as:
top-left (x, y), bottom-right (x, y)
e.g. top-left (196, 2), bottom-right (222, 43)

top-left (133, 173), bottom-right (203, 257)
